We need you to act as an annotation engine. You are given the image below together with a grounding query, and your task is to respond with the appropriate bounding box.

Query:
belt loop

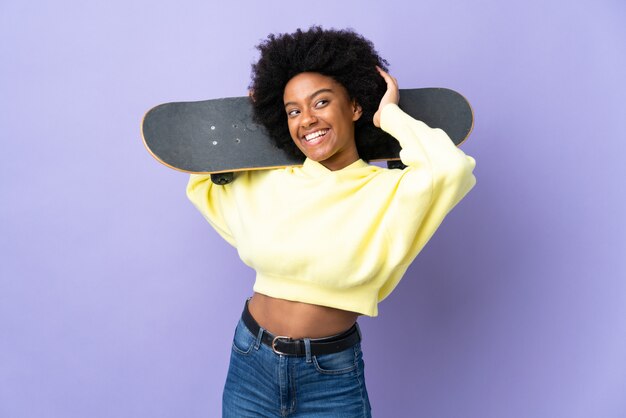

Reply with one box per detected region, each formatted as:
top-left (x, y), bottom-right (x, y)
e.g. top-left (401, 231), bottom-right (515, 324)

top-left (355, 322), bottom-right (362, 341)
top-left (304, 338), bottom-right (312, 363)
top-left (255, 327), bottom-right (264, 350)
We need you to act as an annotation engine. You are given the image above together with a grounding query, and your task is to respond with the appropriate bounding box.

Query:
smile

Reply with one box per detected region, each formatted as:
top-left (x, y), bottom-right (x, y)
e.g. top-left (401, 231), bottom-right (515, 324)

top-left (303, 129), bottom-right (329, 142)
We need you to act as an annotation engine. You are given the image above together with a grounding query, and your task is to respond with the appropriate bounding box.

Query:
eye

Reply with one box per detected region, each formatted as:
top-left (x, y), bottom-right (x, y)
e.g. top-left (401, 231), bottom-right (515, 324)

top-left (287, 108), bottom-right (300, 118)
top-left (315, 99), bottom-right (329, 108)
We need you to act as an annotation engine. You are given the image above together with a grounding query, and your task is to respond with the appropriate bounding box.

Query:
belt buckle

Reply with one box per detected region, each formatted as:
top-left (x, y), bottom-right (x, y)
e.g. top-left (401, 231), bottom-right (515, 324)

top-left (271, 335), bottom-right (291, 355)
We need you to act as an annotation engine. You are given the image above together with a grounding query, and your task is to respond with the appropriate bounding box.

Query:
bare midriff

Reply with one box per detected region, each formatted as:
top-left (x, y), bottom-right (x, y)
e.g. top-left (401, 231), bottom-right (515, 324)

top-left (248, 292), bottom-right (360, 339)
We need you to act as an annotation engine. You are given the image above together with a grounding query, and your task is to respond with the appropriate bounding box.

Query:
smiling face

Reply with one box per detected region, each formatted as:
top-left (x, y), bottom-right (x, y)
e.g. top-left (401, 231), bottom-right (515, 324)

top-left (283, 72), bottom-right (362, 171)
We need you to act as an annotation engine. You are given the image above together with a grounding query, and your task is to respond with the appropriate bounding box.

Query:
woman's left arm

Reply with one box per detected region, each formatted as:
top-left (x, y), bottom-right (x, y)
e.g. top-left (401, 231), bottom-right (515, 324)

top-left (373, 69), bottom-right (476, 276)
top-left (374, 67), bottom-right (476, 212)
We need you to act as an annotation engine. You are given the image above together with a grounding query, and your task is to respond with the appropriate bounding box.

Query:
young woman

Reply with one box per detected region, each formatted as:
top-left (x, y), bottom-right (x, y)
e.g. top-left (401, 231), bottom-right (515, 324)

top-left (187, 27), bottom-right (476, 417)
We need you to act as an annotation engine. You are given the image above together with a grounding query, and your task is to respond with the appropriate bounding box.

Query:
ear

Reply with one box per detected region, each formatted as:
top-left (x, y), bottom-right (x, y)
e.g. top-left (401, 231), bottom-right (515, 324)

top-left (352, 101), bottom-right (363, 122)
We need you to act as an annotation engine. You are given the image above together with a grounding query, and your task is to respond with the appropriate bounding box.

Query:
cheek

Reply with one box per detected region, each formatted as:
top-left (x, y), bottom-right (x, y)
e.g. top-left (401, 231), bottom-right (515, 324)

top-left (287, 119), bottom-right (298, 140)
top-left (287, 121), bottom-right (305, 151)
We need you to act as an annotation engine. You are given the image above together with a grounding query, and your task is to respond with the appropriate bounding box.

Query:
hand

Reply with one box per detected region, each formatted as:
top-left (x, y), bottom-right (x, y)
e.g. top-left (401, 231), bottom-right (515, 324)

top-left (373, 66), bottom-right (399, 128)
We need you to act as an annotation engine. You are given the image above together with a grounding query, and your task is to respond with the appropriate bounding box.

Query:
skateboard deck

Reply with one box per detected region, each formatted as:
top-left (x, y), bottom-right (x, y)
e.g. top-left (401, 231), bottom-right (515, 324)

top-left (142, 88), bottom-right (473, 183)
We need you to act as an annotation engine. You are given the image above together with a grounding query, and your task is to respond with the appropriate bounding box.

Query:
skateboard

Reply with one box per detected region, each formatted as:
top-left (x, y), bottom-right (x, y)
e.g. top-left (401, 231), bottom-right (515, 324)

top-left (141, 88), bottom-right (473, 184)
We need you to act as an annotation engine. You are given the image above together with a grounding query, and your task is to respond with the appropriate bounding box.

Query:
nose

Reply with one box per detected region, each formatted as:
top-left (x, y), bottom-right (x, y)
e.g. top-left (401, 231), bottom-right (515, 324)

top-left (300, 109), bottom-right (317, 128)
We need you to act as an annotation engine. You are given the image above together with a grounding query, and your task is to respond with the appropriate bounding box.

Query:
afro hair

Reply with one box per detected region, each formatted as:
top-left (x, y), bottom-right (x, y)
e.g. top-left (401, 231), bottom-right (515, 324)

top-left (249, 26), bottom-right (389, 160)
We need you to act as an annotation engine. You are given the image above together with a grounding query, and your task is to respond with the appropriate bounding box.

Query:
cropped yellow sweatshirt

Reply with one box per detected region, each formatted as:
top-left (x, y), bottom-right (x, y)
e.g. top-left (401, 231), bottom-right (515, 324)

top-left (187, 104), bottom-right (476, 316)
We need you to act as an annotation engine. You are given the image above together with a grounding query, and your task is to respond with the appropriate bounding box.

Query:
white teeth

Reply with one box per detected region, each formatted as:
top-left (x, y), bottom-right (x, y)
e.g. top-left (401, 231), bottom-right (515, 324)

top-left (304, 129), bottom-right (328, 141)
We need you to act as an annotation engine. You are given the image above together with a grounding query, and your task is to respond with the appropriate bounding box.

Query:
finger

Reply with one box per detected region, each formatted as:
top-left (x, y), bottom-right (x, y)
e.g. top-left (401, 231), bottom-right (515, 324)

top-left (376, 66), bottom-right (393, 82)
top-left (376, 67), bottom-right (399, 96)
top-left (377, 69), bottom-right (399, 93)
top-left (376, 66), bottom-right (396, 82)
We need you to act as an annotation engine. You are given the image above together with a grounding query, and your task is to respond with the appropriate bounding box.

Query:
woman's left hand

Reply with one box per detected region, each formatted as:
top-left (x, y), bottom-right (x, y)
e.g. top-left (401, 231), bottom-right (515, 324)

top-left (373, 66), bottom-right (400, 128)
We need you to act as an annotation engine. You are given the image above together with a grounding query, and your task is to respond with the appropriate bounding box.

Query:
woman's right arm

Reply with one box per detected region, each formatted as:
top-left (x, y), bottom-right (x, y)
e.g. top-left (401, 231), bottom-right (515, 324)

top-left (186, 174), bottom-right (237, 246)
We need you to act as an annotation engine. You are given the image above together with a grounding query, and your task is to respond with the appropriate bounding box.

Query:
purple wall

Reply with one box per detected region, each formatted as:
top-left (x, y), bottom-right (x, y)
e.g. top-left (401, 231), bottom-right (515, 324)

top-left (1, 0), bottom-right (625, 417)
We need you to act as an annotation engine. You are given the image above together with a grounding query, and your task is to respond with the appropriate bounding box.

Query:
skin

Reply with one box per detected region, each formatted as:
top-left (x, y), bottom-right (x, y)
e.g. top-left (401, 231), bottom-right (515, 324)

top-left (248, 67), bottom-right (400, 339)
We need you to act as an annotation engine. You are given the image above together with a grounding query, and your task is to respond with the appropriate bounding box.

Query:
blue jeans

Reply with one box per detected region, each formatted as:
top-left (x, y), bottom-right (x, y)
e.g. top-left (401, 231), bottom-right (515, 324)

top-left (222, 318), bottom-right (372, 417)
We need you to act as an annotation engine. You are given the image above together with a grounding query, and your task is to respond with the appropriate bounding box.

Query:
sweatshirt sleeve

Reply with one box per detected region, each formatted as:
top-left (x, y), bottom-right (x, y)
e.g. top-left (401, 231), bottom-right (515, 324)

top-left (381, 102), bottom-right (476, 201)
top-left (186, 174), bottom-right (237, 247)
top-left (377, 103), bottom-right (476, 299)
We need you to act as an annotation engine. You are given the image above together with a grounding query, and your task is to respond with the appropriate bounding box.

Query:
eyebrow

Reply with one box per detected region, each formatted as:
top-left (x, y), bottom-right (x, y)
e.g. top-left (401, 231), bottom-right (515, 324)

top-left (284, 88), bottom-right (334, 108)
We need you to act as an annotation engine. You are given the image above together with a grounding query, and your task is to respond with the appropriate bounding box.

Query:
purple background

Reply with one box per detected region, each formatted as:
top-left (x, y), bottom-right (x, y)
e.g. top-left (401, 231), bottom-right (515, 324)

top-left (1, 0), bottom-right (625, 417)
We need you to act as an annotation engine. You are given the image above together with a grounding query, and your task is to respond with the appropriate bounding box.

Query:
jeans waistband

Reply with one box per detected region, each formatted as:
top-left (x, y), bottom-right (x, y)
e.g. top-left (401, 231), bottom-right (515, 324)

top-left (241, 299), bottom-right (361, 356)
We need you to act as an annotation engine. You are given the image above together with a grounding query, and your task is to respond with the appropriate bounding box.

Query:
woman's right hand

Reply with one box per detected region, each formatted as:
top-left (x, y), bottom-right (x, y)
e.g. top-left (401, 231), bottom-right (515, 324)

top-left (373, 66), bottom-right (400, 128)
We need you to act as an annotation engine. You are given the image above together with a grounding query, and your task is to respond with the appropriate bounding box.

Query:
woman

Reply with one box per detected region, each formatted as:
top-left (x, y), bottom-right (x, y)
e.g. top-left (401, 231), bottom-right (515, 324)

top-left (187, 27), bottom-right (476, 417)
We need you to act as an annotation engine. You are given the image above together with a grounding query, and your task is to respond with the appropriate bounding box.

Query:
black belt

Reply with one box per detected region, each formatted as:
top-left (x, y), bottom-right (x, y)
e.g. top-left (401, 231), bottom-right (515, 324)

top-left (241, 300), bottom-right (361, 356)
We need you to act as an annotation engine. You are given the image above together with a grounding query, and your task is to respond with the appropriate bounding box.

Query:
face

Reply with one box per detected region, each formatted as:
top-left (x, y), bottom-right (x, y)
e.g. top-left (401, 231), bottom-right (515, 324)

top-left (283, 72), bottom-right (362, 171)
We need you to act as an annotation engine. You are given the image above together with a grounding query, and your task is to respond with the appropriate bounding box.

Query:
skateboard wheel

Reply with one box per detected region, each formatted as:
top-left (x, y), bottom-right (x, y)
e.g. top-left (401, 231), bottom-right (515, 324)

top-left (210, 172), bottom-right (234, 185)
top-left (387, 160), bottom-right (407, 170)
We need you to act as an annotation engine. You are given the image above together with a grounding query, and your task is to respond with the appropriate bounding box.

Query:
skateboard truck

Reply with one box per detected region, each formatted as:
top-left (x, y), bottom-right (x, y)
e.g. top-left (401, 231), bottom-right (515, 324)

top-left (211, 162), bottom-right (406, 184)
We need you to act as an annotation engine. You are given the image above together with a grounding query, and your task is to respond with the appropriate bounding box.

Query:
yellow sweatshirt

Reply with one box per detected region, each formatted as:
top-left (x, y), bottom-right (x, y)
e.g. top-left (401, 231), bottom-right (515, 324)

top-left (187, 104), bottom-right (476, 316)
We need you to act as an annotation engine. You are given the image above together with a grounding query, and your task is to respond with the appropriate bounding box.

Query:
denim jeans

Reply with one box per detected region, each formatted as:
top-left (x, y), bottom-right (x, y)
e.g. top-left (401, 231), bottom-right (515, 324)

top-left (222, 318), bottom-right (372, 417)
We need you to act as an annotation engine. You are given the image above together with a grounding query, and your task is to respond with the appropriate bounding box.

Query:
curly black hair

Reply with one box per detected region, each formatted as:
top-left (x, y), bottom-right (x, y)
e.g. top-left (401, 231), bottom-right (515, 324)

top-left (249, 26), bottom-right (389, 160)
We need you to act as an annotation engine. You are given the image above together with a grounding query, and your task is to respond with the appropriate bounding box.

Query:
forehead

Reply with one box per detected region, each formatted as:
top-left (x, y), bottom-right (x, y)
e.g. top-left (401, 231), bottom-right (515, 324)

top-left (283, 72), bottom-right (349, 101)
